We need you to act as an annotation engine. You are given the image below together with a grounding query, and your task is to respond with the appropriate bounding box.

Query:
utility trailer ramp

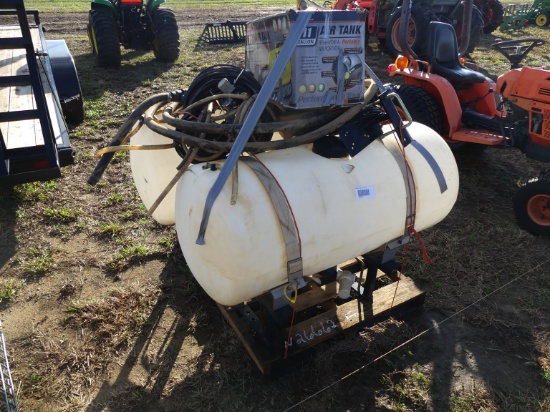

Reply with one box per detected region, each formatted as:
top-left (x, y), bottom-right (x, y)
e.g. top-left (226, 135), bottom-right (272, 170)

top-left (0, 4), bottom-right (74, 186)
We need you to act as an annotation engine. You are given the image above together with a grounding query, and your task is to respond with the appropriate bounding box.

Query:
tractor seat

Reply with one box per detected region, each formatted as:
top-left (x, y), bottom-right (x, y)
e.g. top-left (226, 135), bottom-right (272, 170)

top-left (427, 22), bottom-right (486, 89)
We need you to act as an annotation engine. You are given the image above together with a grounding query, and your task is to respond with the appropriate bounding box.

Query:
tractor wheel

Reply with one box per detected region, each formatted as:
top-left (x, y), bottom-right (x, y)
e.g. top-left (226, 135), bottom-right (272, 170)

top-left (88, 8), bottom-right (121, 68)
top-left (479, 0), bottom-right (504, 34)
top-left (393, 84), bottom-right (442, 134)
top-left (385, 4), bottom-right (431, 58)
top-left (454, 4), bottom-right (484, 55)
top-left (535, 12), bottom-right (550, 27)
top-left (513, 175), bottom-right (550, 236)
top-left (393, 84), bottom-right (485, 154)
top-left (87, 22), bottom-right (96, 54)
top-left (152, 8), bottom-right (180, 62)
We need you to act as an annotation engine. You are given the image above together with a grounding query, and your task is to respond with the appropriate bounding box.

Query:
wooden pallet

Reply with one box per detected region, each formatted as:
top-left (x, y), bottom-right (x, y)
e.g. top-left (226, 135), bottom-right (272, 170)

top-left (217, 261), bottom-right (425, 375)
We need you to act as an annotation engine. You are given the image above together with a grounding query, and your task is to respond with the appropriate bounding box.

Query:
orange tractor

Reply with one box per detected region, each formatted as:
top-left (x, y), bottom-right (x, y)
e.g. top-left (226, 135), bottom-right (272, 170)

top-left (387, 0), bottom-right (550, 235)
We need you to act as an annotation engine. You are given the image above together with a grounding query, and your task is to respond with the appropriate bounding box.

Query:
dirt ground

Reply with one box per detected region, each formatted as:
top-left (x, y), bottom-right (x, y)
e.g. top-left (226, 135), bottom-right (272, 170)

top-left (0, 7), bottom-right (549, 412)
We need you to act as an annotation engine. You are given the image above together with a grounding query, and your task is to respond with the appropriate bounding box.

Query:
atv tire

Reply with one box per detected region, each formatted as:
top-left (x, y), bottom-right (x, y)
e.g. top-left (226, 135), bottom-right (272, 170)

top-left (88, 8), bottom-right (121, 68)
top-left (152, 8), bottom-right (180, 62)
top-left (385, 4), bottom-right (432, 58)
top-left (513, 174), bottom-right (550, 236)
top-left (478, 0), bottom-right (504, 34)
top-left (393, 84), bottom-right (442, 134)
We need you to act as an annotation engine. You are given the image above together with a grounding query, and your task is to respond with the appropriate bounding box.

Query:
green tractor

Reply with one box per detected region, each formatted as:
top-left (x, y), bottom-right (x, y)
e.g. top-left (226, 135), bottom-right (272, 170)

top-left (87, 0), bottom-right (180, 67)
top-left (530, 0), bottom-right (550, 27)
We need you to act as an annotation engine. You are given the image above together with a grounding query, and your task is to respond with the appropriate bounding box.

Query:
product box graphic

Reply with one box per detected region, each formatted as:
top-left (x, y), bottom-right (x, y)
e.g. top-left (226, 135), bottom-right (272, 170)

top-left (245, 10), bottom-right (366, 109)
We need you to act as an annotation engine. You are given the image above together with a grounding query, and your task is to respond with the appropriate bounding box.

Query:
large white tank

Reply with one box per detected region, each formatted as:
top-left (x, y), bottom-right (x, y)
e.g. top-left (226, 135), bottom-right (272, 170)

top-left (129, 124), bottom-right (182, 225)
top-left (175, 122), bottom-right (459, 306)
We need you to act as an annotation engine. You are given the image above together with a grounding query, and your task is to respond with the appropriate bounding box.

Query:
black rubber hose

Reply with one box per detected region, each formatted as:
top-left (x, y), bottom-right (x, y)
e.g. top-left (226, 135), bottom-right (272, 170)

top-left (162, 102), bottom-right (344, 136)
top-left (87, 92), bottom-right (171, 185)
top-left (144, 103), bottom-right (364, 152)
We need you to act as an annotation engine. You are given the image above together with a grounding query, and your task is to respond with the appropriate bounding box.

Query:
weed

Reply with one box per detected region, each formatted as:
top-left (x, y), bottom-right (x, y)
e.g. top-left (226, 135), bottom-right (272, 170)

top-left (413, 371), bottom-right (431, 388)
top-left (98, 221), bottom-right (125, 238)
top-left (44, 207), bottom-right (81, 222)
top-left (105, 192), bottom-right (124, 205)
top-left (119, 210), bottom-right (136, 220)
top-left (159, 235), bottom-right (176, 250)
top-left (106, 243), bottom-right (151, 272)
top-left (0, 278), bottom-right (24, 305)
top-left (30, 374), bottom-right (42, 384)
top-left (20, 246), bottom-right (55, 276)
top-left (15, 181), bottom-right (57, 202)
top-left (66, 300), bottom-right (86, 313)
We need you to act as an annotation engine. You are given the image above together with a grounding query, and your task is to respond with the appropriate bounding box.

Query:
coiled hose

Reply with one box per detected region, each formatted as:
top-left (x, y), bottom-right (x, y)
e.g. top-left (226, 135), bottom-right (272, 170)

top-left (88, 65), bottom-right (380, 185)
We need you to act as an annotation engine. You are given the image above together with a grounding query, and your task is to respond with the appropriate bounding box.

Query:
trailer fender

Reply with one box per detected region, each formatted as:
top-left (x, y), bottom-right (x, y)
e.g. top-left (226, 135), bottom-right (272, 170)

top-left (46, 40), bottom-right (85, 125)
top-left (390, 69), bottom-right (463, 136)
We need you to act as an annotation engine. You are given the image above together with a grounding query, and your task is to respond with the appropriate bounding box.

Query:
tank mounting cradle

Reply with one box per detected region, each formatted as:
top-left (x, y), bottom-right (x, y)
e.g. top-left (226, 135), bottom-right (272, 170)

top-left (217, 258), bottom-right (425, 375)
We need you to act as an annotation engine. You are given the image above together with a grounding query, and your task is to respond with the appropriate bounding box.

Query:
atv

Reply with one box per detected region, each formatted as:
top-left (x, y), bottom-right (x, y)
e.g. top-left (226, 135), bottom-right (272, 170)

top-left (87, 0), bottom-right (180, 67)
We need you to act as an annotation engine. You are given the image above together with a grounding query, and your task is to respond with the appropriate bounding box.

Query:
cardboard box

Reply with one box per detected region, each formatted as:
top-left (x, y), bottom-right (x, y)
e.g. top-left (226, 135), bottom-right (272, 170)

top-left (245, 10), bottom-right (366, 109)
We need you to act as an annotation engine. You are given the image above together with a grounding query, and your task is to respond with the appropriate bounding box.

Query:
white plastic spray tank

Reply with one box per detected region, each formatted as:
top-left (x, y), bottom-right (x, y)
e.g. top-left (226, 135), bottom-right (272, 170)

top-left (175, 122), bottom-right (459, 306)
top-left (129, 124), bottom-right (181, 225)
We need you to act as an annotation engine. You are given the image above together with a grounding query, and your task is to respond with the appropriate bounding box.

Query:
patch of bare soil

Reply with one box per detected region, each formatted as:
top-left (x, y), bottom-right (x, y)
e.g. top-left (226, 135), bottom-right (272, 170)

top-left (0, 6), bottom-right (548, 412)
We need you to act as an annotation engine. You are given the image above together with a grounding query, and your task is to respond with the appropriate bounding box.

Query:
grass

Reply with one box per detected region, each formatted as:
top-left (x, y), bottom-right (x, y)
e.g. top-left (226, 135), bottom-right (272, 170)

top-left (25, 0), bottom-right (296, 12)
top-left (22, 0), bottom-right (528, 13)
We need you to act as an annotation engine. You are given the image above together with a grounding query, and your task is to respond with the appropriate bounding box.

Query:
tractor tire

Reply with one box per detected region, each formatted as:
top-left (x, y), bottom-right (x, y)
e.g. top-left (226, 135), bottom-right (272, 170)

top-left (385, 4), bottom-right (431, 58)
top-left (455, 4), bottom-right (483, 56)
top-left (88, 8), bottom-right (121, 68)
top-left (535, 12), bottom-right (550, 27)
top-left (479, 0), bottom-right (504, 34)
top-left (87, 22), bottom-right (95, 54)
top-left (393, 84), bottom-right (485, 154)
top-left (392, 84), bottom-right (443, 134)
top-left (513, 174), bottom-right (550, 236)
top-left (152, 8), bottom-right (180, 62)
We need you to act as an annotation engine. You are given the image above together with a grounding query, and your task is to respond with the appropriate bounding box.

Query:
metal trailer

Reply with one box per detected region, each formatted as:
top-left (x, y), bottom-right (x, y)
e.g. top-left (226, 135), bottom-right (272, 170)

top-left (0, 0), bottom-right (84, 186)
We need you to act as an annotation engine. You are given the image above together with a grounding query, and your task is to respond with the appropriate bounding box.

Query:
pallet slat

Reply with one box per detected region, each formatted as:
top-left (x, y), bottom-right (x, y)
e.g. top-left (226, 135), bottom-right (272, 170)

top-left (218, 271), bottom-right (425, 374)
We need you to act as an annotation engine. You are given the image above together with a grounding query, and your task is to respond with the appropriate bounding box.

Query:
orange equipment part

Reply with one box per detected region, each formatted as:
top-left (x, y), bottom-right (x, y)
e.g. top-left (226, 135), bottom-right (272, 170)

top-left (497, 67), bottom-right (550, 148)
